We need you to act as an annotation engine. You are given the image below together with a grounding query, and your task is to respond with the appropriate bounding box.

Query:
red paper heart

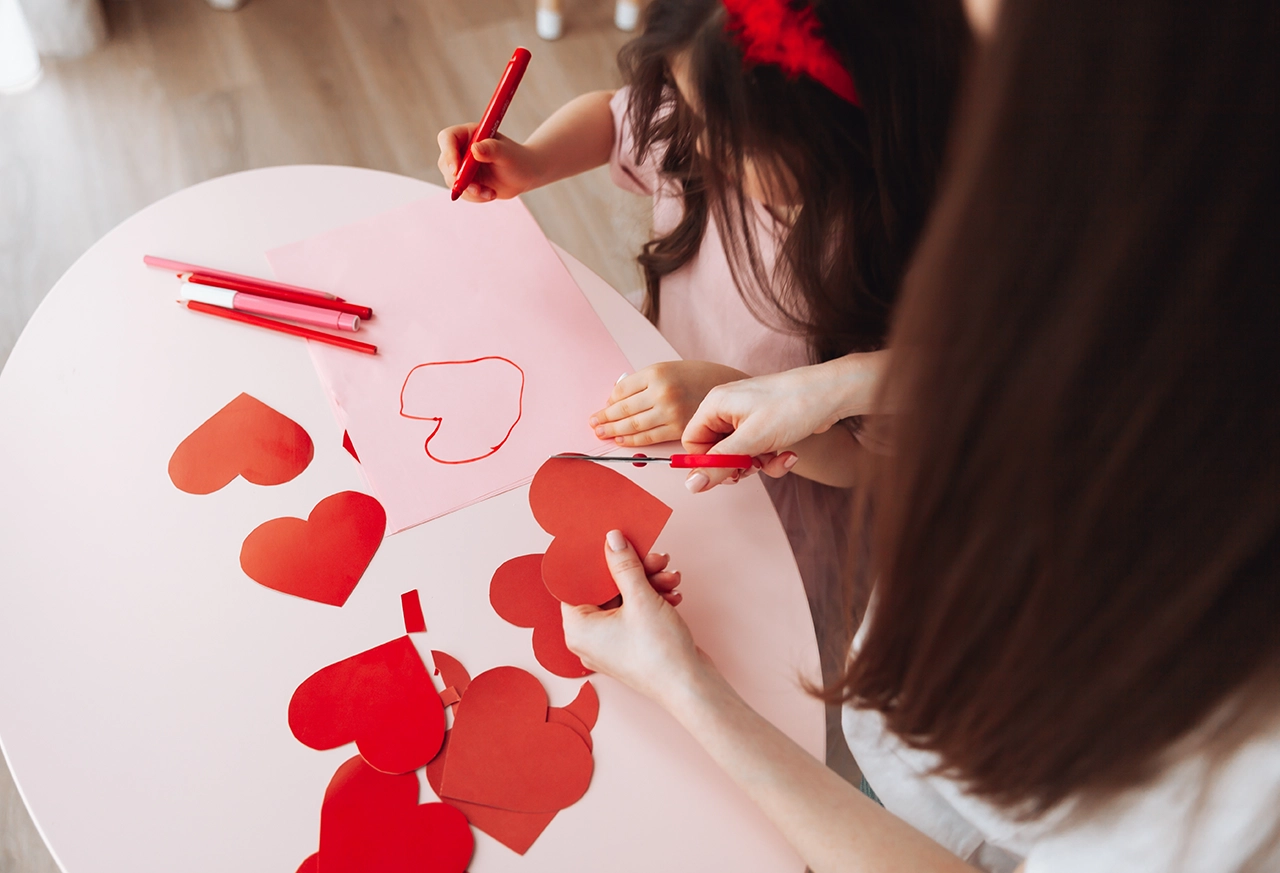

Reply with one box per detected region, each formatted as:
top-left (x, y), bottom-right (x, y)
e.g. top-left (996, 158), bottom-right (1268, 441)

top-left (399, 357), bottom-right (525, 464)
top-left (169, 393), bottom-right (313, 494)
top-left (426, 731), bottom-right (558, 855)
top-left (440, 666), bottom-right (593, 813)
top-left (313, 755), bottom-right (473, 873)
top-left (529, 457), bottom-right (673, 606)
top-left (490, 554), bottom-right (591, 678)
top-left (288, 635), bottom-right (444, 774)
top-left (240, 491), bottom-right (386, 606)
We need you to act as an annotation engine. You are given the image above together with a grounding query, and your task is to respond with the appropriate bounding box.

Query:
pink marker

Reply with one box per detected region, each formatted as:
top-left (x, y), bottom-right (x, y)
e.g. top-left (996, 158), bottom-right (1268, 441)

top-left (180, 282), bottom-right (361, 332)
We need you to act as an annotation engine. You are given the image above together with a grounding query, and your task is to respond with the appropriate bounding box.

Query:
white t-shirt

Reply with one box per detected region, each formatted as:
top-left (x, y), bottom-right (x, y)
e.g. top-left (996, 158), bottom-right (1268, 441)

top-left (843, 643), bottom-right (1280, 872)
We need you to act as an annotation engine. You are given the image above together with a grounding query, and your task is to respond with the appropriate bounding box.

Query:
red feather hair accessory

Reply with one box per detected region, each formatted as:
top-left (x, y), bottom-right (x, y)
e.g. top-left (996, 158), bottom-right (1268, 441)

top-left (721, 0), bottom-right (860, 106)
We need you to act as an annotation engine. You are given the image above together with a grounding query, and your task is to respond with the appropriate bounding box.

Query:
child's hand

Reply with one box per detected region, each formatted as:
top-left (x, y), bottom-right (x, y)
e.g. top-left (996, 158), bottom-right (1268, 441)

top-left (589, 361), bottom-right (749, 447)
top-left (436, 124), bottom-right (545, 202)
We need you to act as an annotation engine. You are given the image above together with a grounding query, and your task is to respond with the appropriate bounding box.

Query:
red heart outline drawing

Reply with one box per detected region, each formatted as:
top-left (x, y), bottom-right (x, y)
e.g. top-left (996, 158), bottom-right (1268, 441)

top-left (168, 393), bottom-right (313, 494)
top-left (288, 635), bottom-right (445, 774)
top-left (309, 755), bottom-right (473, 873)
top-left (439, 666), bottom-right (593, 813)
top-left (240, 491), bottom-right (386, 606)
top-left (399, 357), bottom-right (525, 465)
top-left (490, 554), bottom-right (591, 678)
top-left (529, 457), bottom-right (673, 606)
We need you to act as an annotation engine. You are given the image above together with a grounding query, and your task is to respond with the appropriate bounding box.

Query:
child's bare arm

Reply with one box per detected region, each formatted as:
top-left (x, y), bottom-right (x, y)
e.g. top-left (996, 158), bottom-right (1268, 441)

top-left (437, 90), bottom-right (616, 202)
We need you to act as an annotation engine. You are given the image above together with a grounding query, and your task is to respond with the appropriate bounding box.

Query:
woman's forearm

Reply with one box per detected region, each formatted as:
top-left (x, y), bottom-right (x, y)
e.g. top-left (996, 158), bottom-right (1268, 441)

top-left (523, 90), bottom-right (617, 187)
top-left (666, 668), bottom-right (976, 873)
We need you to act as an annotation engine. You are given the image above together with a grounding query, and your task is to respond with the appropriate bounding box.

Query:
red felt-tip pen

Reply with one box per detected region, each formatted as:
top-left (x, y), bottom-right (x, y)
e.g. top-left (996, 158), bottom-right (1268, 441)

top-left (451, 47), bottom-right (532, 201)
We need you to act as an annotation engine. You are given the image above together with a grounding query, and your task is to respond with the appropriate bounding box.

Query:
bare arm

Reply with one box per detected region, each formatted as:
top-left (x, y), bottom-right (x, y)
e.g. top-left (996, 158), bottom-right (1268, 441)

top-left (437, 90), bottom-right (616, 201)
top-left (562, 533), bottom-right (979, 873)
top-left (785, 424), bottom-right (862, 488)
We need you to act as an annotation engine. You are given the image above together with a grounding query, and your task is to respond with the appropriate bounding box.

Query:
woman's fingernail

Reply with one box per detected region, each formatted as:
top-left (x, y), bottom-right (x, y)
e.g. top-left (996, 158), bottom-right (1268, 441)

top-left (782, 452), bottom-right (799, 470)
top-left (606, 529), bottom-right (628, 552)
top-left (616, 372), bottom-right (629, 385)
top-left (686, 472), bottom-right (709, 494)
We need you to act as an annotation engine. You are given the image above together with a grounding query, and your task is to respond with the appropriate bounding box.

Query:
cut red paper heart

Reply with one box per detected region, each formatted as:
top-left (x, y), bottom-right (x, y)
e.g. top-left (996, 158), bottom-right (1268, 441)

top-left (490, 553), bottom-right (591, 678)
top-left (168, 393), bottom-right (313, 494)
top-left (426, 731), bottom-right (557, 856)
top-left (561, 680), bottom-right (599, 731)
top-left (399, 357), bottom-right (525, 464)
top-left (314, 755), bottom-right (473, 873)
top-left (289, 635), bottom-right (444, 774)
top-left (440, 666), bottom-right (594, 813)
top-left (529, 457), bottom-right (673, 606)
top-left (546, 707), bottom-right (592, 752)
top-left (240, 491), bottom-right (386, 606)
top-left (431, 650), bottom-right (471, 696)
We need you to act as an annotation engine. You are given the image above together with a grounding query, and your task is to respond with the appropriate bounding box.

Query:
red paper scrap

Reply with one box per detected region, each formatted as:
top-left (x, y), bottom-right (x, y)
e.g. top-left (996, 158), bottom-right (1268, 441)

top-left (490, 554), bottom-right (591, 678)
top-left (168, 393), bottom-right (313, 494)
top-left (440, 687), bottom-right (461, 708)
top-left (401, 589), bottom-right (427, 634)
top-left (440, 666), bottom-right (593, 813)
top-left (529, 457), bottom-right (672, 606)
top-left (289, 636), bottom-right (445, 775)
top-left (342, 430), bottom-right (360, 463)
top-left (561, 681), bottom-right (599, 731)
top-left (427, 731), bottom-right (557, 856)
top-left (314, 755), bottom-right (473, 873)
top-left (546, 707), bottom-right (593, 752)
top-left (295, 854), bottom-right (319, 873)
top-left (240, 491), bottom-right (386, 606)
top-left (431, 650), bottom-right (471, 697)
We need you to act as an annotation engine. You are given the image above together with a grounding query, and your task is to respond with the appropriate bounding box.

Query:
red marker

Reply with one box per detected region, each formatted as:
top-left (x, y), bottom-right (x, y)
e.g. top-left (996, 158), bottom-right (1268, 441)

top-left (183, 300), bottom-right (378, 355)
top-left (451, 47), bottom-right (532, 201)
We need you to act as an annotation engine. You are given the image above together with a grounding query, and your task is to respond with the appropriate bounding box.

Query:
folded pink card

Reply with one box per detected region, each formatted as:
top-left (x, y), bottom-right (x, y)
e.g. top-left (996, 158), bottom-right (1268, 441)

top-left (267, 193), bottom-right (633, 532)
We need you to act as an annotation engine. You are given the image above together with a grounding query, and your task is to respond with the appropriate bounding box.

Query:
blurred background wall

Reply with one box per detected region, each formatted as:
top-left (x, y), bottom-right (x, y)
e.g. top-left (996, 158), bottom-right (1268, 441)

top-left (0, 1), bottom-right (648, 869)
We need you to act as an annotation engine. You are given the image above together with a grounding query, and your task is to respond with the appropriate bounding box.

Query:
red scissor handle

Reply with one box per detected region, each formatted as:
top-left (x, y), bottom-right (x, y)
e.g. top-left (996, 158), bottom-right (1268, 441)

top-left (669, 454), bottom-right (755, 469)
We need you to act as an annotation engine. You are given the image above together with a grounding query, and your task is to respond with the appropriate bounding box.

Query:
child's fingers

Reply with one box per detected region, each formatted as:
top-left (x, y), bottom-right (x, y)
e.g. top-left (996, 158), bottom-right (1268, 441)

top-left (460, 183), bottom-right (496, 203)
top-left (596, 408), bottom-right (665, 438)
top-left (592, 390), bottom-right (654, 429)
top-left (608, 372), bottom-right (649, 405)
top-left (613, 424), bottom-right (683, 447)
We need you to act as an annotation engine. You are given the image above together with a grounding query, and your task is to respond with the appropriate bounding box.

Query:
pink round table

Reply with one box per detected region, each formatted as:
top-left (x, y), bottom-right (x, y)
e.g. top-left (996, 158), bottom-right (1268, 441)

top-left (0, 166), bottom-right (823, 873)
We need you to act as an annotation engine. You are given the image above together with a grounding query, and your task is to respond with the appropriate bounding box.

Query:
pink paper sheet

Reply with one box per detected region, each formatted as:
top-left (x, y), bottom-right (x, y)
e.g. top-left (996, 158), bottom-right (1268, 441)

top-left (266, 193), bottom-right (633, 532)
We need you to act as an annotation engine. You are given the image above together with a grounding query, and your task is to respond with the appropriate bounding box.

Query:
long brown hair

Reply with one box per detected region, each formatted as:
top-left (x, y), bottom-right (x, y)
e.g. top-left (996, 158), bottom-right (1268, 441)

top-left (618, 0), bottom-right (969, 362)
top-left (836, 0), bottom-right (1280, 820)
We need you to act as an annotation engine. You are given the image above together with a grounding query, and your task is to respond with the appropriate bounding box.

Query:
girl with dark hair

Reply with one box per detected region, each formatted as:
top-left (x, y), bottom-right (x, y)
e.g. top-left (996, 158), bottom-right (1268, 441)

top-left (440, 0), bottom-right (969, 739)
top-left (561, 0), bottom-right (1280, 869)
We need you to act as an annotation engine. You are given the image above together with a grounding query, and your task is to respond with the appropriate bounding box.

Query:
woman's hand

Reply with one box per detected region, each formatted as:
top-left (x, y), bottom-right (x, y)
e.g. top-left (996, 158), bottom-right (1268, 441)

top-left (561, 531), bottom-right (710, 708)
top-left (436, 125), bottom-right (546, 202)
top-left (589, 361), bottom-right (749, 448)
top-left (682, 351), bottom-right (890, 491)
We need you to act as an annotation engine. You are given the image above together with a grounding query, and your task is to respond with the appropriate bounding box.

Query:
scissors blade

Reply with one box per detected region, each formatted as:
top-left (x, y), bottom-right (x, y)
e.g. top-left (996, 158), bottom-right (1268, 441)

top-left (548, 453), bottom-right (669, 464)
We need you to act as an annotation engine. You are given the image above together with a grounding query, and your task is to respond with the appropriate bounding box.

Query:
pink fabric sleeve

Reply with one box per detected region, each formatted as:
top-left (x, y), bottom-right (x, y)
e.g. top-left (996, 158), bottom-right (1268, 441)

top-left (608, 87), bottom-right (663, 197)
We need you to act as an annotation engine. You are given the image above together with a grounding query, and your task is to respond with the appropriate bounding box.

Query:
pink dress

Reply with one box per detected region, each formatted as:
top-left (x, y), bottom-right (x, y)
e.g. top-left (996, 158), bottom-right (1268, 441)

top-left (608, 88), bottom-right (857, 692)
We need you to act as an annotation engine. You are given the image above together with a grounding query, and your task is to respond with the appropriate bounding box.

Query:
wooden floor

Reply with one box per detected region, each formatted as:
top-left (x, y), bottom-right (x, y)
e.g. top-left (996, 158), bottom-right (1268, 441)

top-left (0, 2), bottom-right (857, 868)
top-left (0, 0), bottom-right (651, 373)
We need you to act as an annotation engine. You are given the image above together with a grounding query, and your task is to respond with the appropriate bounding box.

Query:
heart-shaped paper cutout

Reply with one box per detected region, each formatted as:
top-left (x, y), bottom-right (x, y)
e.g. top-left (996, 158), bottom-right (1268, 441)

top-left (440, 666), bottom-right (593, 813)
top-left (400, 357), bottom-right (525, 464)
top-left (289, 635), bottom-right (444, 774)
top-left (426, 731), bottom-right (557, 855)
top-left (169, 393), bottom-right (313, 494)
top-left (490, 554), bottom-right (591, 677)
top-left (312, 755), bottom-right (473, 873)
top-left (529, 457), bottom-right (672, 606)
top-left (240, 491), bottom-right (386, 606)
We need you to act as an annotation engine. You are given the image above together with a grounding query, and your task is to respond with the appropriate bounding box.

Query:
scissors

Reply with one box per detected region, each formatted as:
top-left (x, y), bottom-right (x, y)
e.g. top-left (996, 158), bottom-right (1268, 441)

top-left (550, 453), bottom-right (755, 469)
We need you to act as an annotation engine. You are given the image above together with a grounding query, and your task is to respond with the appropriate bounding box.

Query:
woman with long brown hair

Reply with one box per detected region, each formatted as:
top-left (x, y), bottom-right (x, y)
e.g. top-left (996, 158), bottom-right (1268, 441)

top-left (562, 0), bottom-right (1280, 869)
